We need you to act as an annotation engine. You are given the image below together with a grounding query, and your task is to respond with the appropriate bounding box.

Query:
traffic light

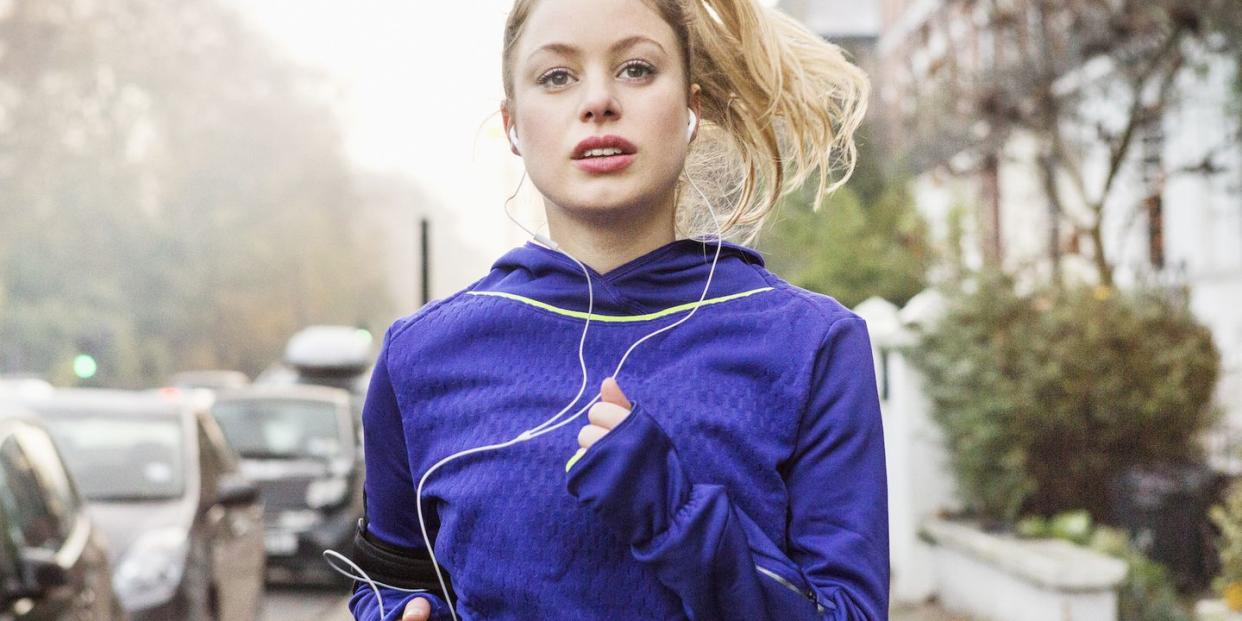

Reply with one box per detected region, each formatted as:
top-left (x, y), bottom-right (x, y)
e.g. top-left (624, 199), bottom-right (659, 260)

top-left (73, 354), bottom-right (97, 379)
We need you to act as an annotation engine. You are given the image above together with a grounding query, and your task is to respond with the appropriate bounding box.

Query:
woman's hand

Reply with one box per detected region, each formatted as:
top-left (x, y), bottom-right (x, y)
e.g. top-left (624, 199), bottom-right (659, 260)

top-left (402, 597), bottom-right (431, 621)
top-left (577, 377), bottom-right (632, 450)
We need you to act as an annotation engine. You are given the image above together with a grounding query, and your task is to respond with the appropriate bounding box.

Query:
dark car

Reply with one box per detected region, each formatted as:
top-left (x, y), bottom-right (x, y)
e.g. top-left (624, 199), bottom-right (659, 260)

top-left (209, 385), bottom-right (363, 585)
top-left (19, 389), bottom-right (265, 621)
top-left (0, 403), bottom-right (125, 620)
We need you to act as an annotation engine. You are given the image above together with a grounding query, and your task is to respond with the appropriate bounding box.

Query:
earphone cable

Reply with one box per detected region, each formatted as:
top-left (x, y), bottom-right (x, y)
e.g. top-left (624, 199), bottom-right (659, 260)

top-left (326, 162), bottom-right (724, 621)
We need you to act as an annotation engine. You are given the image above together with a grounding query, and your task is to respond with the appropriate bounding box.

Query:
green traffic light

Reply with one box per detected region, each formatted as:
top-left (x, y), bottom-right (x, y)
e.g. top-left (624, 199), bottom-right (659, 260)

top-left (73, 354), bottom-right (97, 379)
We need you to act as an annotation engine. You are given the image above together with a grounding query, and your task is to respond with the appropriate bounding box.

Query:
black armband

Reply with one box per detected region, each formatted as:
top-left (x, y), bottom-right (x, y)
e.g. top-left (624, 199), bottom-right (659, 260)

top-left (351, 516), bottom-right (456, 602)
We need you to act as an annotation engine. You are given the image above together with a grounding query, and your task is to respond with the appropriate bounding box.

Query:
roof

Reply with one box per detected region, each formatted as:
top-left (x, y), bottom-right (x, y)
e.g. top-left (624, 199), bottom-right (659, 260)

top-left (12, 388), bottom-right (189, 418)
top-left (211, 383), bottom-right (352, 405)
top-left (0, 400), bottom-right (44, 427)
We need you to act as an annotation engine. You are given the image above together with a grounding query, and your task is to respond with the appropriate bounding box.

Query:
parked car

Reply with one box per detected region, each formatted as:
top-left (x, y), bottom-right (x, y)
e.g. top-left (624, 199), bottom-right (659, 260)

top-left (18, 389), bottom-right (265, 621)
top-left (0, 376), bottom-right (53, 399)
top-left (210, 385), bottom-right (363, 585)
top-left (255, 325), bottom-right (375, 420)
top-left (0, 402), bottom-right (125, 620)
top-left (167, 371), bottom-right (250, 393)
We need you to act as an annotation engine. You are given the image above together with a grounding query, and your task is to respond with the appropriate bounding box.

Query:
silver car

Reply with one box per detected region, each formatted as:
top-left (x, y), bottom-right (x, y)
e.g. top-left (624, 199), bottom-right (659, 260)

top-left (19, 389), bottom-right (265, 621)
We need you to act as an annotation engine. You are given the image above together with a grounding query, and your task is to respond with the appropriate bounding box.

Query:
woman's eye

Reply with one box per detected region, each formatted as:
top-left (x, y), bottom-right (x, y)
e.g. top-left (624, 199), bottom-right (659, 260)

top-left (537, 69), bottom-right (574, 88)
top-left (619, 62), bottom-right (655, 80)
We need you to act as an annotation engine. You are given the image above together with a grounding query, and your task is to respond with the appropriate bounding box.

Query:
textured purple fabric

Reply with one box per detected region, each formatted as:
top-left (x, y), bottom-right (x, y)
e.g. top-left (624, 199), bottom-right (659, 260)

top-left (348, 238), bottom-right (889, 620)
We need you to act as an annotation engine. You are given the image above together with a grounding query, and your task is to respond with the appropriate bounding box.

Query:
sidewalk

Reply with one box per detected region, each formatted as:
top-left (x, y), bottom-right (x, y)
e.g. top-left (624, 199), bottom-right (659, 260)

top-left (891, 600), bottom-right (971, 621)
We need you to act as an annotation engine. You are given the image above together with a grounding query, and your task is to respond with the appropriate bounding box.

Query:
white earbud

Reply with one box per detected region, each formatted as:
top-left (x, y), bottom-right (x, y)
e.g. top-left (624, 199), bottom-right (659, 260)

top-left (508, 126), bottom-right (520, 152)
top-left (686, 109), bottom-right (697, 143)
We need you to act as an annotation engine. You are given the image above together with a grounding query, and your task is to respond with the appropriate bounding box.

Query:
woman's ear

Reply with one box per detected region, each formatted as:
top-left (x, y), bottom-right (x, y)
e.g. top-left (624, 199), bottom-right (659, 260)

top-left (501, 102), bottom-right (520, 155)
top-left (688, 84), bottom-right (703, 141)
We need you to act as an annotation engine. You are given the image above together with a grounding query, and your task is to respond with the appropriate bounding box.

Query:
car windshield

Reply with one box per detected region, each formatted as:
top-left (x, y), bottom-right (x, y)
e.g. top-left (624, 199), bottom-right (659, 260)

top-left (42, 415), bottom-right (185, 502)
top-left (211, 399), bottom-right (342, 460)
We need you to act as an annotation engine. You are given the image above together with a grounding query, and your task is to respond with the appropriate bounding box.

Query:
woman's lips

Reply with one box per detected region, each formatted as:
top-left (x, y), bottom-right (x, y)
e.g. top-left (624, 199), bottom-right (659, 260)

top-left (573, 153), bottom-right (636, 174)
top-left (571, 135), bottom-right (637, 174)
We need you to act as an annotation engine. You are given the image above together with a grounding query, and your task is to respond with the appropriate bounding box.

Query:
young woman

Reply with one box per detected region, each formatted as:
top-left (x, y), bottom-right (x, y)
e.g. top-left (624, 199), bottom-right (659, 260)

top-left (344, 0), bottom-right (887, 618)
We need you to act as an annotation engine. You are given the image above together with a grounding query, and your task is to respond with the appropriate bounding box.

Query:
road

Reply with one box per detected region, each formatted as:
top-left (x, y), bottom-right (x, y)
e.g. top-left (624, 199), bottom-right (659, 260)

top-left (261, 585), bottom-right (354, 621)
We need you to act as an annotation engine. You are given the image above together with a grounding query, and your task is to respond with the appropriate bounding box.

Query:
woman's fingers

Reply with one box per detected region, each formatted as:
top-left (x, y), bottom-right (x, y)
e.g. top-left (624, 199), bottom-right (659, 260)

top-left (588, 402), bottom-right (629, 429)
top-left (402, 597), bottom-right (431, 621)
top-left (600, 377), bottom-right (632, 409)
top-left (578, 424), bottom-right (608, 449)
top-left (572, 379), bottom-right (634, 456)
top-left (578, 398), bottom-right (632, 451)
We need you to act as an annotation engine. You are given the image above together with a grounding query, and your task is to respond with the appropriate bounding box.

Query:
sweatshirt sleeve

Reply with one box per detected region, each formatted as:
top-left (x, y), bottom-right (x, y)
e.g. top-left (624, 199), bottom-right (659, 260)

top-left (565, 316), bottom-right (889, 620)
top-left (349, 321), bottom-right (452, 621)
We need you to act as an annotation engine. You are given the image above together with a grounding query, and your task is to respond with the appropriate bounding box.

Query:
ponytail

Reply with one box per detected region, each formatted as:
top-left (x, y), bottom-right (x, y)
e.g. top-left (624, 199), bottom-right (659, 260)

top-left (679, 0), bottom-right (869, 243)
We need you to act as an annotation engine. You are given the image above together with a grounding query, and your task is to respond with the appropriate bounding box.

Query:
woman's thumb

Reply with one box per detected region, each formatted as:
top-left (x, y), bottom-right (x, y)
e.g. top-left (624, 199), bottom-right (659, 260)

top-left (402, 597), bottom-right (431, 621)
top-left (600, 376), bottom-right (631, 410)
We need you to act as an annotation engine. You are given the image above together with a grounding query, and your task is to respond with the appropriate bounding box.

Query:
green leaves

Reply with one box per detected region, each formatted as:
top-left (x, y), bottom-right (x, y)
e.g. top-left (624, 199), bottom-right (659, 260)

top-left (757, 136), bottom-right (931, 309)
top-left (1210, 481), bottom-right (1242, 595)
top-left (907, 272), bottom-right (1220, 524)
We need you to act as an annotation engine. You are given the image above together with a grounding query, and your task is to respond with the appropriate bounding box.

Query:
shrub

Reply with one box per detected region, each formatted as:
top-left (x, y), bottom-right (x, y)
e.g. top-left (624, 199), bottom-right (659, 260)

top-left (1209, 480), bottom-right (1242, 609)
top-left (907, 271), bottom-right (1220, 524)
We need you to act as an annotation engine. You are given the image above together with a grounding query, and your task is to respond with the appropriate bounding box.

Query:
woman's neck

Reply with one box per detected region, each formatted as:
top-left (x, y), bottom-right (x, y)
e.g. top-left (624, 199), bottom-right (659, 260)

top-left (543, 199), bottom-right (677, 276)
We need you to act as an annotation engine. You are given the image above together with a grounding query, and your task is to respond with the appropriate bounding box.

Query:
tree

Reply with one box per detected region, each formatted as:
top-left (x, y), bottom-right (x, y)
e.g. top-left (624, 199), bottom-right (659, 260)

top-left (758, 122), bottom-right (931, 309)
top-left (900, 0), bottom-right (1240, 287)
top-left (908, 272), bottom-right (1220, 525)
top-left (0, 0), bottom-right (393, 386)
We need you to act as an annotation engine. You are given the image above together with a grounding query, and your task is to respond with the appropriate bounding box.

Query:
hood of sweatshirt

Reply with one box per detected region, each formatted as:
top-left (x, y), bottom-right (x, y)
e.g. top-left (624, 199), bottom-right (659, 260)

top-left (469, 237), bottom-right (774, 317)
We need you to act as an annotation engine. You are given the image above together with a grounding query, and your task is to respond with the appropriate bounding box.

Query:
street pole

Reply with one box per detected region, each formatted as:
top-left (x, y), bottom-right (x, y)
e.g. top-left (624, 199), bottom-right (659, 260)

top-left (420, 217), bottom-right (430, 307)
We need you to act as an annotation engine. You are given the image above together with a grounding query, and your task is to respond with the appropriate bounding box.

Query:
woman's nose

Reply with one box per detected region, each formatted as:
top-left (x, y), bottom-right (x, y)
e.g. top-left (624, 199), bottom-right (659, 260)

top-left (578, 80), bottom-right (620, 125)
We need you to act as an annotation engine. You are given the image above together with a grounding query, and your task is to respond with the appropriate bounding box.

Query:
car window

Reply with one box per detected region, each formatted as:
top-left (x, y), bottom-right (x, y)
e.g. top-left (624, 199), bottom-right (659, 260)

top-left (211, 398), bottom-right (345, 460)
top-left (0, 436), bottom-right (61, 551)
top-left (42, 413), bottom-right (185, 502)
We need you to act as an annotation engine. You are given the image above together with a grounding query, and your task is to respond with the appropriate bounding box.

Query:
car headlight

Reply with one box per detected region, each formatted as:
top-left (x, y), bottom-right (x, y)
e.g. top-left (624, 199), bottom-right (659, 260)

top-left (305, 477), bottom-right (348, 509)
top-left (112, 527), bottom-right (188, 612)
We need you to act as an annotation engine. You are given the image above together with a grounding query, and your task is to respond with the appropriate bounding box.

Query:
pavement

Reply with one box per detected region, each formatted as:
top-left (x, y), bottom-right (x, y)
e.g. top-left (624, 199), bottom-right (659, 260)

top-left (260, 585), bottom-right (353, 620)
top-left (891, 600), bottom-right (972, 621)
top-left (258, 585), bottom-right (973, 621)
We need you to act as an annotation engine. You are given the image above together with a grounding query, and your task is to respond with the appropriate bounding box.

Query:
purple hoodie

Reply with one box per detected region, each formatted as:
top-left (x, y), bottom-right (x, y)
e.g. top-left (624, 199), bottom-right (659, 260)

top-left (349, 237), bottom-right (889, 620)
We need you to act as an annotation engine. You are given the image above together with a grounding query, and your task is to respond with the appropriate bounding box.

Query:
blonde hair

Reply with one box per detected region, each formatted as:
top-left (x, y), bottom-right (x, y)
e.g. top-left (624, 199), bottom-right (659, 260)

top-left (502, 0), bottom-right (869, 245)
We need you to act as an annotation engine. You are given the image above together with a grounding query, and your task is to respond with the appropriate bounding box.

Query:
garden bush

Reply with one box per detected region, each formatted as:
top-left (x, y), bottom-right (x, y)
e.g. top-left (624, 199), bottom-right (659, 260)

top-left (907, 271), bottom-right (1220, 525)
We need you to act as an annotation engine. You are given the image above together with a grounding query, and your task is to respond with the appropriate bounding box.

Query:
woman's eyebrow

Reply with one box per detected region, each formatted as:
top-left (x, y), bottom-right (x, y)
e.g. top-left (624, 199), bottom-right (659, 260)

top-left (528, 35), bottom-right (668, 62)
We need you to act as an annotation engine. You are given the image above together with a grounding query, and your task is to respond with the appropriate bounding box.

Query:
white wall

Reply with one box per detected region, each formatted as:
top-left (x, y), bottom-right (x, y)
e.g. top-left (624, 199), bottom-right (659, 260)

top-left (907, 49), bottom-right (1242, 428)
top-left (1164, 50), bottom-right (1242, 430)
top-left (855, 293), bottom-right (962, 605)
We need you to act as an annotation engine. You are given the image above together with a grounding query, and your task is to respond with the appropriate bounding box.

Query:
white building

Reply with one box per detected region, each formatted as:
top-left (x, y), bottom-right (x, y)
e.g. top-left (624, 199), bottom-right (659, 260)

top-left (874, 0), bottom-right (1242, 435)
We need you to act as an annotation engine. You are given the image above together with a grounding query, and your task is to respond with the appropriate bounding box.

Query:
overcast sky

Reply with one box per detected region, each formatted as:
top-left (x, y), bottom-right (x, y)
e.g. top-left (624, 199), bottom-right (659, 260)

top-left (227, 1), bottom-right (520, 175)
top-left (221, 0), bottom-right (541, 293)
top-left (229, 0), bottom-right (788, 175)
top-left (223, 0), bottom-right (791, 296)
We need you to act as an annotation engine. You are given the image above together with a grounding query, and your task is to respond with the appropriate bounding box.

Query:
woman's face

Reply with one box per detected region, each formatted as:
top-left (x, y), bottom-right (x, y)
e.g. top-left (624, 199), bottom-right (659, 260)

top-left (503, 0), bottom-right (698, 223)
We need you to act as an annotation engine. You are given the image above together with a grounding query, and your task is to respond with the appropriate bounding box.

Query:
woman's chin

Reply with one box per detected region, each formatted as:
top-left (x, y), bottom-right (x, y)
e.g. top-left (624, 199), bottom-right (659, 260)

top-left (554, 200), bottom-right (644, 224)
top-left (549, 186), bottom-right (650, 218)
